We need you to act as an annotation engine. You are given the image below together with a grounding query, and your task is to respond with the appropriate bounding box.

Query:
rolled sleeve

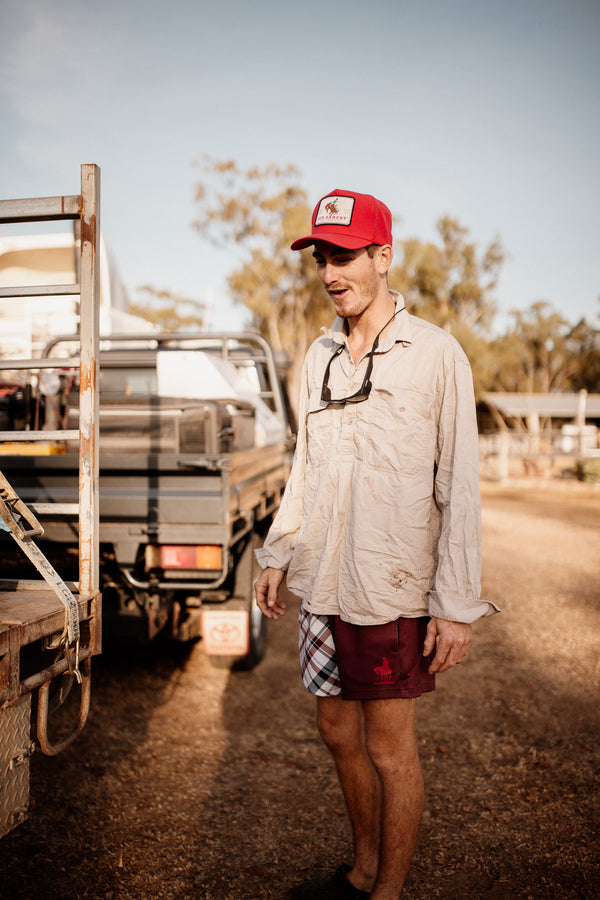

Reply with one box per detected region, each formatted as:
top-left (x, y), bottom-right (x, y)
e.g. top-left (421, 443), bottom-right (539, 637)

top-left (429, 348), bottom-right (499, 622)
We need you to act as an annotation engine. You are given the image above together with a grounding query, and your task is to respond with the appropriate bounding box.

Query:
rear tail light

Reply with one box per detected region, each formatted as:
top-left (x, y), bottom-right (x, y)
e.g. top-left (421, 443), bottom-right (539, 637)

top-left (153, 545), bottom-right (222, 571)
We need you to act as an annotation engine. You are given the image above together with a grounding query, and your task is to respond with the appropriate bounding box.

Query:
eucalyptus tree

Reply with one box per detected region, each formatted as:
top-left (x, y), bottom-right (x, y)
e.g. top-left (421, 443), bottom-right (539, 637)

top-left (388, 215), bottom-right (505, 395)
top-left (192, 157), bottom-right (330, 414)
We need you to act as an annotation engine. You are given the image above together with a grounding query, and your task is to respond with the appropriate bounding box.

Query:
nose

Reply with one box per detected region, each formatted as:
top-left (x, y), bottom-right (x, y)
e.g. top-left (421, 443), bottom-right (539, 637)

top-left (321, 262), bottom-right (340, 286)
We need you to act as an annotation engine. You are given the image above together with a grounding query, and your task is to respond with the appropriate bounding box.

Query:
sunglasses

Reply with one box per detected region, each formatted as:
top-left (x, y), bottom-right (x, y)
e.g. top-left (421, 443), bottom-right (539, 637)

top-left (320, 306), bottom-right (404, 406)
top-left (321, 336), bottom-right (379, 405)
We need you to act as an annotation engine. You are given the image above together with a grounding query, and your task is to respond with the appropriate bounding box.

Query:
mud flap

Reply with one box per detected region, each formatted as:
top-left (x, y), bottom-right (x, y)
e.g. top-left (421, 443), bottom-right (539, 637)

top-left (201, 609), bottom-right (250, 657)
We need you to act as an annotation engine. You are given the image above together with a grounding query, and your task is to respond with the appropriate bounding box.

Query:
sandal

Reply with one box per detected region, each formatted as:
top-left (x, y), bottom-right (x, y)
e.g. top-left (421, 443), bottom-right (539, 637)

top-left (333, 864), bottom-right (371, 899)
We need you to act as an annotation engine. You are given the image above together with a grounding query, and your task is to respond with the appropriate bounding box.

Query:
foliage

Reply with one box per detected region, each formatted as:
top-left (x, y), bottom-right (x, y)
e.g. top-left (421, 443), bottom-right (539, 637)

top-left (387, 216), bottom-right (506, 396)
top-left (191, 157), bottom-right (331, 408)
top-left (489, 300), bottom-right (600, 394)
top-left (129, 285), bottom-right (209, 332)
top-left (567, 309), bottom-right (600, 393)
top-left (389, 215), bottom-right (504, 336)
top-left (577, 458), bottom-right (600, 482)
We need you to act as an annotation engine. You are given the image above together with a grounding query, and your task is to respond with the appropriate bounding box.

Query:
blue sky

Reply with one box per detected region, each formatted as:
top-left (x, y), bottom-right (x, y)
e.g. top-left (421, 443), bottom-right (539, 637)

top-left (0, 0), bottom-right (598, 333)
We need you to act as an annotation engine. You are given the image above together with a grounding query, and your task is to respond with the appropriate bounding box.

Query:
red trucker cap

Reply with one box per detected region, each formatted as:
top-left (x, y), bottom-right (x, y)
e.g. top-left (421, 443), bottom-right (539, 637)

top-left (290, 188), bottom-right (393, 251)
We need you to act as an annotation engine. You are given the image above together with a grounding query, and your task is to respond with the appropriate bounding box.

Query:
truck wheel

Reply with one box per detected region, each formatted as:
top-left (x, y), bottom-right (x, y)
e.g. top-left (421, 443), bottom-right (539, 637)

top-left (231, 592), bottom-right (267, 671)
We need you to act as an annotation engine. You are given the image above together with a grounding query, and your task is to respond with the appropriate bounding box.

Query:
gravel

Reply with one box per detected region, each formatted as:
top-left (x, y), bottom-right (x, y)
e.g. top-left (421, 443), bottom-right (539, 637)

top-left (1, 481), bottom-right (599, 899)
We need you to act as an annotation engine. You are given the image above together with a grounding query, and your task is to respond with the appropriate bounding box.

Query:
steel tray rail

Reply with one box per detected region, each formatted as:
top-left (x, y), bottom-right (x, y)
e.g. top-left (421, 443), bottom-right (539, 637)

top-left (0, 165), bottom-right (102, 836)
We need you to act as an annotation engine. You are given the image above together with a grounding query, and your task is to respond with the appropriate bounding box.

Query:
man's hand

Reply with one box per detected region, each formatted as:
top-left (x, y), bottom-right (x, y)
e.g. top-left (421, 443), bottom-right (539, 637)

top-left (424, 617), bottom-right (472, 674)
top-left (255, 567), bottom-right (287, 619)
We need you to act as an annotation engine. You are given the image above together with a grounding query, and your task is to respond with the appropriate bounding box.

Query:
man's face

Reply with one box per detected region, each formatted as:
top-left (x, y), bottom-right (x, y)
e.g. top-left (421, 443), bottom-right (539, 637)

top-left (312, 242), bottom-right (383, 319)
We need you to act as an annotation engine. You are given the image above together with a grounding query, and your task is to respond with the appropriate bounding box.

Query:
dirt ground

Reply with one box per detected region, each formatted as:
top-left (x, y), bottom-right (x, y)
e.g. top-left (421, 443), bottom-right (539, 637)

top-left (1, 481), bottom-right (599, 899)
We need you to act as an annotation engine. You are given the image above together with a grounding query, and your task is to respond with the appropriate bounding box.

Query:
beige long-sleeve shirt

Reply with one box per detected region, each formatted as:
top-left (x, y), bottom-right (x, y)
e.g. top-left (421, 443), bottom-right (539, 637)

top-left (256, 294), bottom-right (499, 625)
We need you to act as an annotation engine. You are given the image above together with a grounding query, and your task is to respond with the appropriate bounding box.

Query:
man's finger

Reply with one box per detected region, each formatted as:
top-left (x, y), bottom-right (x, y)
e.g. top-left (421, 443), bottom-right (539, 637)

top-left (429, 638), bottom-right (470, 674)
top-left (423, 619), bottom-right (438, 656)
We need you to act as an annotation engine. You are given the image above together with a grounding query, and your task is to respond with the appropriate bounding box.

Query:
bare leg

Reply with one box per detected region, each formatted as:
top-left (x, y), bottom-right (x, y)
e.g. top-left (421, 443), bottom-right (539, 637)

top-left (363, 698), bottom-right (423, 899)
top-left (316, 695), bottom-right (380, 892)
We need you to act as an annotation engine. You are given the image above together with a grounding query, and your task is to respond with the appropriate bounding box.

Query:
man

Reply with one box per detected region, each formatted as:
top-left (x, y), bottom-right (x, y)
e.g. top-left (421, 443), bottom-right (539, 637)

top-left (255, 189), bottom-right (498, 899)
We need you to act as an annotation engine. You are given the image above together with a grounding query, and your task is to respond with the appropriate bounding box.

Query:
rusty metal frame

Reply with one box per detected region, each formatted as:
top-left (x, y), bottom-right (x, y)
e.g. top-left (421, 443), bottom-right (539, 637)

top-left (77, 165), bottom-right (101, 595)
top-left (0, 165), bottom-right (101, 752)
top-left (37, 657), bottom-right (92, 756)
top-left (0, 164), bottom-right (100, 599)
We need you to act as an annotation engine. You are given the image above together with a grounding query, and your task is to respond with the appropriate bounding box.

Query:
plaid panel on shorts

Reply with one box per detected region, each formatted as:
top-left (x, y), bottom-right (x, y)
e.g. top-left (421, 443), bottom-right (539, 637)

top-left (298, 606), bottom-right (342, 697)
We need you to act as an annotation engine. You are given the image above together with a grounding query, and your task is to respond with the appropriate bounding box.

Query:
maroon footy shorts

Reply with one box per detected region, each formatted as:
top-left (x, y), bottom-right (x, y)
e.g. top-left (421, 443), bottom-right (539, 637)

top-left (328, 615), bottom-right (436, 700)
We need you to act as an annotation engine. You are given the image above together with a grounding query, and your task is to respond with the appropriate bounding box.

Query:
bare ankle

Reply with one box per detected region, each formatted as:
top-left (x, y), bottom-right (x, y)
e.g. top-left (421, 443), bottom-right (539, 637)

top-left (348, 862), bottom-right (377, 892)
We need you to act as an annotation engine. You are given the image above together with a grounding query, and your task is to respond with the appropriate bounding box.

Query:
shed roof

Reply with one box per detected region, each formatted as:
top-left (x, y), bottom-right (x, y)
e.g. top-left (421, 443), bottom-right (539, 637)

top-left (482, 392), bottom-right (600, 419)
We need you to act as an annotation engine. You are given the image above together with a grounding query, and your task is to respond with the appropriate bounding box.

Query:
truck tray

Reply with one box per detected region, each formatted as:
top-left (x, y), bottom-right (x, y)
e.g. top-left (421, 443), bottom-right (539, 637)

top-left (0, 583), bottom-right (100, 706)
top-left (0, 584), bottom-right (100, 837)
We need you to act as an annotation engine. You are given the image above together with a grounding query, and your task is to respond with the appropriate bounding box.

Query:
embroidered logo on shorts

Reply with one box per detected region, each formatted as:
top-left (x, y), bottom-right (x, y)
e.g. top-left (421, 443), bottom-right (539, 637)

top-left (315, 195), bottom-right (355, 227)
top-left (373, 656), bottom-right (393, 684)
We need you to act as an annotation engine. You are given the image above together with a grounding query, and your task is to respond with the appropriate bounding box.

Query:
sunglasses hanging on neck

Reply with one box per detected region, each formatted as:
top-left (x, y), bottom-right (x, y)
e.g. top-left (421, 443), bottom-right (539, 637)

top-left (321, 306), bottom-right (405, 406)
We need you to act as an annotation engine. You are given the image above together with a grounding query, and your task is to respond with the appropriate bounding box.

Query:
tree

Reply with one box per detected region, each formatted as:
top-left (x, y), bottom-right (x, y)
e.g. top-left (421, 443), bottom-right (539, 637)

top-left (129, 285), bottom-right (209, 332)
top-left (489, 300), bottom-right (582, 393)
top-left (389, 215), bottom-right (504, 335)
top-left (192, 158), bottom-right (331, 413)
top-left (388, 215), bottom-right (505, 395)
top-left (566, 304), bottom-right (600, 393)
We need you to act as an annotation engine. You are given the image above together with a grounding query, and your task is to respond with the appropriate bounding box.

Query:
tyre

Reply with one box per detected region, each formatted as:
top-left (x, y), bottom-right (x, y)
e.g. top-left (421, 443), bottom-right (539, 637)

top-left (231, 590), bottom-right (267, 671)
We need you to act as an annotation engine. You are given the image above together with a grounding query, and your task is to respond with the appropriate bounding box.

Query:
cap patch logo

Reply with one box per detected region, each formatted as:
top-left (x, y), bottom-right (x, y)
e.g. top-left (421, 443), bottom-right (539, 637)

top-left (315, 195), bottom-right (355, 227)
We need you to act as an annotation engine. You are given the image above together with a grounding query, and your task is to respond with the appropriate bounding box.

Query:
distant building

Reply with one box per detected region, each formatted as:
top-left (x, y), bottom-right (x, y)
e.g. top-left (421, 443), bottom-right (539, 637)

top-left (480, 391), bottom-right (600, 480)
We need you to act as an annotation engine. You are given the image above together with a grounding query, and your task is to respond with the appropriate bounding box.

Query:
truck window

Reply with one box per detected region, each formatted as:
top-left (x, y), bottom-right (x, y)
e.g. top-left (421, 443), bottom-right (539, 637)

top-left (99, 367), bottom-right (157, 395)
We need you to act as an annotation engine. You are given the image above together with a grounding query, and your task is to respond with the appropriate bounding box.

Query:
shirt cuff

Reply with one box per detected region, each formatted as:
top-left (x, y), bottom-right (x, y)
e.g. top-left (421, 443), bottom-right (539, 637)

top-left (254, 546), bottom-right (291, 572)
top-left (428, 591), bottom-right (500, 623)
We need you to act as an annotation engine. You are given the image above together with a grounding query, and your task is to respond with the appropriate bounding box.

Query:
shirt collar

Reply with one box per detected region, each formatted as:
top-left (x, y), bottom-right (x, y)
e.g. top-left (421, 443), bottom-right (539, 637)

top-left (325, 291), bottom-right (412, 349)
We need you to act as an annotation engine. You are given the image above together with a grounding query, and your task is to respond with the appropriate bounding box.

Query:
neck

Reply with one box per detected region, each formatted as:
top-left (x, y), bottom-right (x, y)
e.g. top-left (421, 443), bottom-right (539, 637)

top-left (345, 290), bottom-right (397, 362)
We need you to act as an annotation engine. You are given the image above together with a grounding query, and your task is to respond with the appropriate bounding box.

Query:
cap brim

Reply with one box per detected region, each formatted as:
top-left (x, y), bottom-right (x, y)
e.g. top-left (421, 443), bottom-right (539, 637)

top-left (290, 231), bottom-right (372, 251)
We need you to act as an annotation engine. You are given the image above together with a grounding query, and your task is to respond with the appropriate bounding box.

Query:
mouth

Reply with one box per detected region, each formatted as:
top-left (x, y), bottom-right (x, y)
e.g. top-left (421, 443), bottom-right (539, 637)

top-left (328, 286), bottom-right (349, 300)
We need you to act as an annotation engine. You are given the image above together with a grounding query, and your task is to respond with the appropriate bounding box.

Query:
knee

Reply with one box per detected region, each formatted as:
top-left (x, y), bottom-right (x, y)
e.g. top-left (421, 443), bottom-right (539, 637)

top-left (366, 731), bottom-right (420, 778)
top-left (317, 698), bottom-right (362, 756)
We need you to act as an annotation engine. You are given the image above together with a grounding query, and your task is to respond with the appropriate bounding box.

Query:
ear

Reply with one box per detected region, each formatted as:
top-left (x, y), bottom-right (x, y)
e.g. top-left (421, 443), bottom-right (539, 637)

top-left (376, 244), bottom-right (393, 275)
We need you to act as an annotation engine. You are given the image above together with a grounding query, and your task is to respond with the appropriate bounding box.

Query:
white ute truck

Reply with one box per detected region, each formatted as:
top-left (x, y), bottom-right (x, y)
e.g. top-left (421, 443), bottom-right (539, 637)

top-left (1, 330), bottom-right (294, 664)
top-left (0, 165), bottom-right (294, 839)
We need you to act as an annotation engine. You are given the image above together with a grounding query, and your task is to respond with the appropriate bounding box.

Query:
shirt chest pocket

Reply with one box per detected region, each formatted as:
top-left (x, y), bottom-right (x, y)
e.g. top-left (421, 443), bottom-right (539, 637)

top-left (354, 387), bottom-right (435, 475)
